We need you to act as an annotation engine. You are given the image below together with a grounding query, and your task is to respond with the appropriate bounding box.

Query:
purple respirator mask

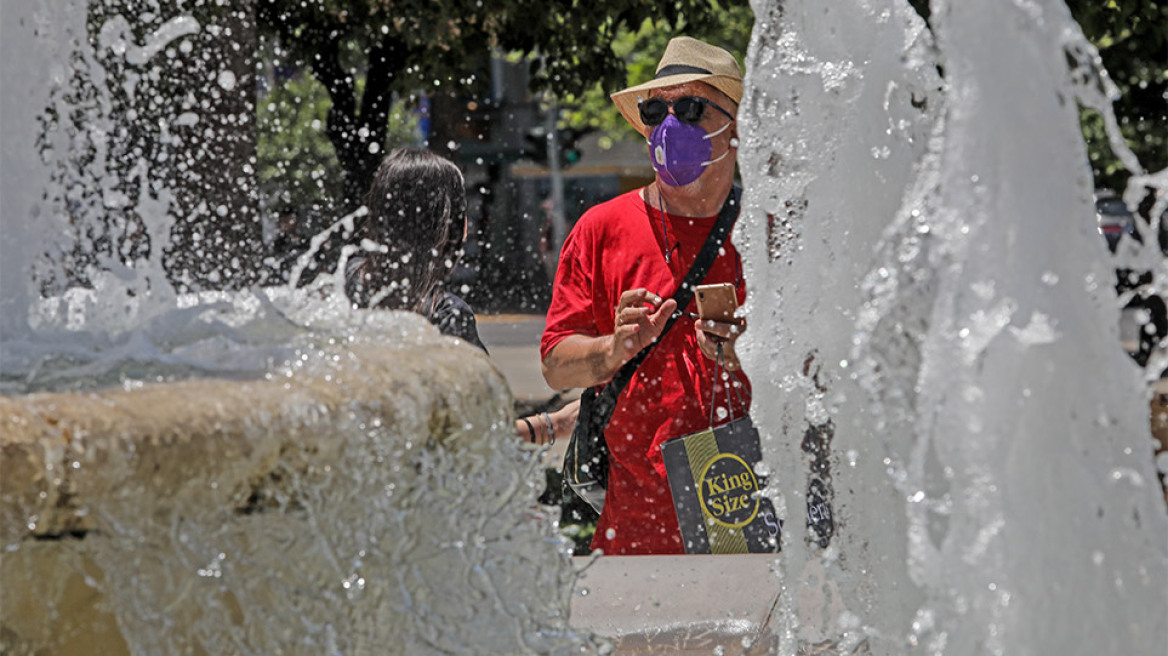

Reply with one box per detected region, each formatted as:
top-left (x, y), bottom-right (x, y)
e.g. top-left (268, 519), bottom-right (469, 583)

top-left (648, 115), bottom-right (733, 187)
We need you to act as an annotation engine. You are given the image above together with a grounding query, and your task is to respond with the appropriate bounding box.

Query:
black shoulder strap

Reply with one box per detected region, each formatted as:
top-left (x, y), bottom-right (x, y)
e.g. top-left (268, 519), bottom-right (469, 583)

top-left (591, 185), bottom-right (742, 412)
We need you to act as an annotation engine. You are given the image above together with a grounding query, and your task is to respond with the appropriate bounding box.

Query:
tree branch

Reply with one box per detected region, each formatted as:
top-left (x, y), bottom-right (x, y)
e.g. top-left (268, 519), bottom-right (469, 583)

top-left (307, 33), bottom-right (366, 203)
top-left (360, 34), bottom-right (404, 136)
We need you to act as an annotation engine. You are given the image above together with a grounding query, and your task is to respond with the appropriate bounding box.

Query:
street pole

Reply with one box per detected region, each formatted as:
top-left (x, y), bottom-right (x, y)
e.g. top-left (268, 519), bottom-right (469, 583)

top-left (545, 101), bottom-right (567, 275)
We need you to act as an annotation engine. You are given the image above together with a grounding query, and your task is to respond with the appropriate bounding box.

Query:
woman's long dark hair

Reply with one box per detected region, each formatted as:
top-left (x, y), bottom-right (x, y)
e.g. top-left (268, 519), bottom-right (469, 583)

top-left (345, 147), bottom-right (467, 312)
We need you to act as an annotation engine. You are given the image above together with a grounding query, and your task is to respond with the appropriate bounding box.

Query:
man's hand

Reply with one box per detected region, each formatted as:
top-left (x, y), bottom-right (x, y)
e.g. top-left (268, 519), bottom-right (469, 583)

top-left (611, 288), bottom-right (678, 367)
top-left (541, 288), bottom-right (677, 390)
top-left (694, 317), bottom-right (745, 371)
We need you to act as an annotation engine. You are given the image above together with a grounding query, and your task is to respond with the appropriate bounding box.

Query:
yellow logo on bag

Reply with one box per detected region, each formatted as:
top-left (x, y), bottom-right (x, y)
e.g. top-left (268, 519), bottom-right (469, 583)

top-left (697, 453), bottom-right (760, 528)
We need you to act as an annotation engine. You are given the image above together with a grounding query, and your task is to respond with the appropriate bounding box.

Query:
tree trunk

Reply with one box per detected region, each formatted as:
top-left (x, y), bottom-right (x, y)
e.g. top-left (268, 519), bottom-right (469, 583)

top-left (310, 35), bottom-right (410, 211)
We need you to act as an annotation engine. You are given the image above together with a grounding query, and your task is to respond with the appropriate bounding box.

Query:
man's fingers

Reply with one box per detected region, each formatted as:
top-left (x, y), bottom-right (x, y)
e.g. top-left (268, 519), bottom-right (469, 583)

top-left (617, 306), bottom-right (651, 324)
top-left (615, 308), bottom-right (652, 335)
top-left (617, 288), bottom-right (649, 307)
top-left (650, 298), bottom-right (678, 321)
top-left (694, 325), bottom-right (717, 356)
top-left (624, 298), bottom-right (678, 344)
top-left (617, 288), bottom-right (664, 311)
top-left (698, 318), bottom-right (734, 340)
top-left (612, 321), bottom-right (645, 364)
top-left (614, 320), bottom-right (642, 338)
top-left (615, 289), bottom-right (667, 334)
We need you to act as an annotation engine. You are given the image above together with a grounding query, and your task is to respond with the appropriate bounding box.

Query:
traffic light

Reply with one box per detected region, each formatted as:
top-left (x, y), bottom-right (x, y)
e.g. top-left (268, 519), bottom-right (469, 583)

top-left (522, 126), bottom-right (549, 164)
top-left (523, 126), bottom-right (592, 168)
top-left (559, 127), bottom-right (588, 167)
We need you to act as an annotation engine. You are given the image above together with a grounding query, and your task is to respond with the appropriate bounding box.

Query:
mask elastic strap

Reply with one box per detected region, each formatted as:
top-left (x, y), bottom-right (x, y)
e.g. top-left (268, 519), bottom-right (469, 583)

top-left (701, 149), bottom-right (730, 167)
top-left (700, 122), bottom-right (733, 166)
top-left (702, 122), bottom-right (731, 141)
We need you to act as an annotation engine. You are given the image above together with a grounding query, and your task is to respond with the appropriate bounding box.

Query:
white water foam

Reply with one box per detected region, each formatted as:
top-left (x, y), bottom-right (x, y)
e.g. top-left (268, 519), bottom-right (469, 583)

top-left (1, 4), bottom-right (594, 653)
top-left (4, 0), bottom-right (1166, 653)
top-left (740, 0), bottom-right (1167, 653)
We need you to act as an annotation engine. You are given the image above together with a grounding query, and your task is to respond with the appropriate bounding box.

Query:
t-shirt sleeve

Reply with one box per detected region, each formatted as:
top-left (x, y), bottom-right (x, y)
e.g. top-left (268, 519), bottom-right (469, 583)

top-left (541, 218), bottom-right (599, 359)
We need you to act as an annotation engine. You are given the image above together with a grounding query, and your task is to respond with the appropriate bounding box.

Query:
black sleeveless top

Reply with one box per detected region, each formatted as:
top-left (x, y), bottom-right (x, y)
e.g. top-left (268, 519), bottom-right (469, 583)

top-left (345, 255), bottom-right (487, 353)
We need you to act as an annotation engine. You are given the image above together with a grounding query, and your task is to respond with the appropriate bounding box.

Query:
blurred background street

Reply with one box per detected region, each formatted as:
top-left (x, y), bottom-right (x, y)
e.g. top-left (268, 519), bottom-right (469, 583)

top-left (478, 313), bottom-right (575, 467)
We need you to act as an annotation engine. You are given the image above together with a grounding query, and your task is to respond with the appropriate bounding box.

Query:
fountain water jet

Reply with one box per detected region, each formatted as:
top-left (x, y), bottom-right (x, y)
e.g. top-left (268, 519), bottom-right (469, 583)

top-left (2, 2), bottom-right (593, 653)
top-left (739, 0), bottom-right (1168, 653)
top-left (3, 0), bottom-right (1166, 654)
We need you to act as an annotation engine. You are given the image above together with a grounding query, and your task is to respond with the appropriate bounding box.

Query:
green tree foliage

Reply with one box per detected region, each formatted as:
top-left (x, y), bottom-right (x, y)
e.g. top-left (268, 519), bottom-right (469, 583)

top-left (1067, 0), bottom-right (1166, 192)
top-left (564, 0), bottom-right (1164, 191)
top-left (257, 76), bottom-right (346, 222)
top-left (256, 0), bottom-right (742, 208)
top-left (562, 5), bottom-right (754, 142)
top-left (256, 73), bottom-right (417, 228)
top-left (257, 0), bottom-right (1160, 211)
top-left (908, 0), bottom-right (1165, 192)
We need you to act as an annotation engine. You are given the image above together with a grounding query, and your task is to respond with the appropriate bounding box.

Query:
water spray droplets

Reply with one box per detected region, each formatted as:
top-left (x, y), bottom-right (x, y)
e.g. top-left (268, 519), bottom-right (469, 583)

top-left (216, 70), bottom-right (236, 91)
top-left (341, 573), bottom-right (366, 597)
top-left (197, 552), bottom-right (227, 578)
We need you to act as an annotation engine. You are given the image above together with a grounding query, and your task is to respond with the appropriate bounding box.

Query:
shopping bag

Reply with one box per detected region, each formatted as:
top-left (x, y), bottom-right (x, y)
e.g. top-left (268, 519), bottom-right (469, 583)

top-left (660, 414), bottom-right (781, 554)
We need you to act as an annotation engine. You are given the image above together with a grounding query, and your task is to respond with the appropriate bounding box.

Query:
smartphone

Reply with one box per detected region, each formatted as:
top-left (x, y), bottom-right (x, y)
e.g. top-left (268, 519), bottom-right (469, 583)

top-left (695, 283), bottom-right (738, 321)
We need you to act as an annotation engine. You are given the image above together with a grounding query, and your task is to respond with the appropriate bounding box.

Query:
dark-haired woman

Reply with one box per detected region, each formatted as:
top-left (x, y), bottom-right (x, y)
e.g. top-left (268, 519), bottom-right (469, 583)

top-left (346, 146), bottom-right (576, 446)
top-left (345, 146), bottom-right (486, 351)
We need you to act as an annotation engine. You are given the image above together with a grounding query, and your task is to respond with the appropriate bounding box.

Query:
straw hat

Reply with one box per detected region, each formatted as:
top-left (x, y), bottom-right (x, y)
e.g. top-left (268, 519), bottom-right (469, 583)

top-left (611, 36), bottom-right (743, 134)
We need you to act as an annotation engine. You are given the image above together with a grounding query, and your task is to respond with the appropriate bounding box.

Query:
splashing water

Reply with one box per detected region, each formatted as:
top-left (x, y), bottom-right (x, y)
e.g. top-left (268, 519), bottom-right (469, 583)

top-left (2, 0), bottom-right (247, 393)
top-left (739, 0), bottom-right (1167, 653)
top-left (1, 3), bottom-right (594, 653)
top-left (3, 0), bottom-right (1166, 654)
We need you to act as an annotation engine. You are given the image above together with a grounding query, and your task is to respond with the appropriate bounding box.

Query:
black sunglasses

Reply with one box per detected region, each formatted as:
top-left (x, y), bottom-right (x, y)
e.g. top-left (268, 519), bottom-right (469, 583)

top-left (638, 96), bottom-right (735, 126)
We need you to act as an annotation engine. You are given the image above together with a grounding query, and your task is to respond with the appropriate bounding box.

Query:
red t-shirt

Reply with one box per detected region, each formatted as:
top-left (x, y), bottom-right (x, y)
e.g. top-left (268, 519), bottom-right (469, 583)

top-left (541, 189), bottom-right (750, 555)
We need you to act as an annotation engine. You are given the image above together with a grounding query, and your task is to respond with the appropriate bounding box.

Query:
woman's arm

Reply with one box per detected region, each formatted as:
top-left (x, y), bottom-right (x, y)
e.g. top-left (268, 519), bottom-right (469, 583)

top-left (514, 400), bottom-right (580, 445)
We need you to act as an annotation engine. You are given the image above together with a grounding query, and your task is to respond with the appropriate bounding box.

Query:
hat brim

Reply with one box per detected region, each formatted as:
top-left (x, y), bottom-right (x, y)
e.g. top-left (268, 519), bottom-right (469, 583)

top-left (611, 74), bottom-right (743, 135)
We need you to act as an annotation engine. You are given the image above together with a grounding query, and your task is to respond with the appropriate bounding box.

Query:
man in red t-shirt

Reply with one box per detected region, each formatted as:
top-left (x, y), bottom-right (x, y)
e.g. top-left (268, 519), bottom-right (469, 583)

top-left (541, 37), bottom-right (749, 555)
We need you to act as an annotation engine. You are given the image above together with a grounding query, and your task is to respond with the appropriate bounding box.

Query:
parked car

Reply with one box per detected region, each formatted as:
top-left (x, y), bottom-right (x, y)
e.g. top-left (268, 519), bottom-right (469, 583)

top-left (1096, 190), bottom-right (1167, 370)
top-left (1096, 193), bottom-right (1138, 253)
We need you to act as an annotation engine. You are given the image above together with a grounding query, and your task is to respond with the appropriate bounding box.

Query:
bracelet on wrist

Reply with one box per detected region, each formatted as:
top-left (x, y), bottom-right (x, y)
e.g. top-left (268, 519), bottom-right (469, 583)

top-left (521, 416), bottom-right (536, 444)
top-left (540, 411), bottom-right (555, 446)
